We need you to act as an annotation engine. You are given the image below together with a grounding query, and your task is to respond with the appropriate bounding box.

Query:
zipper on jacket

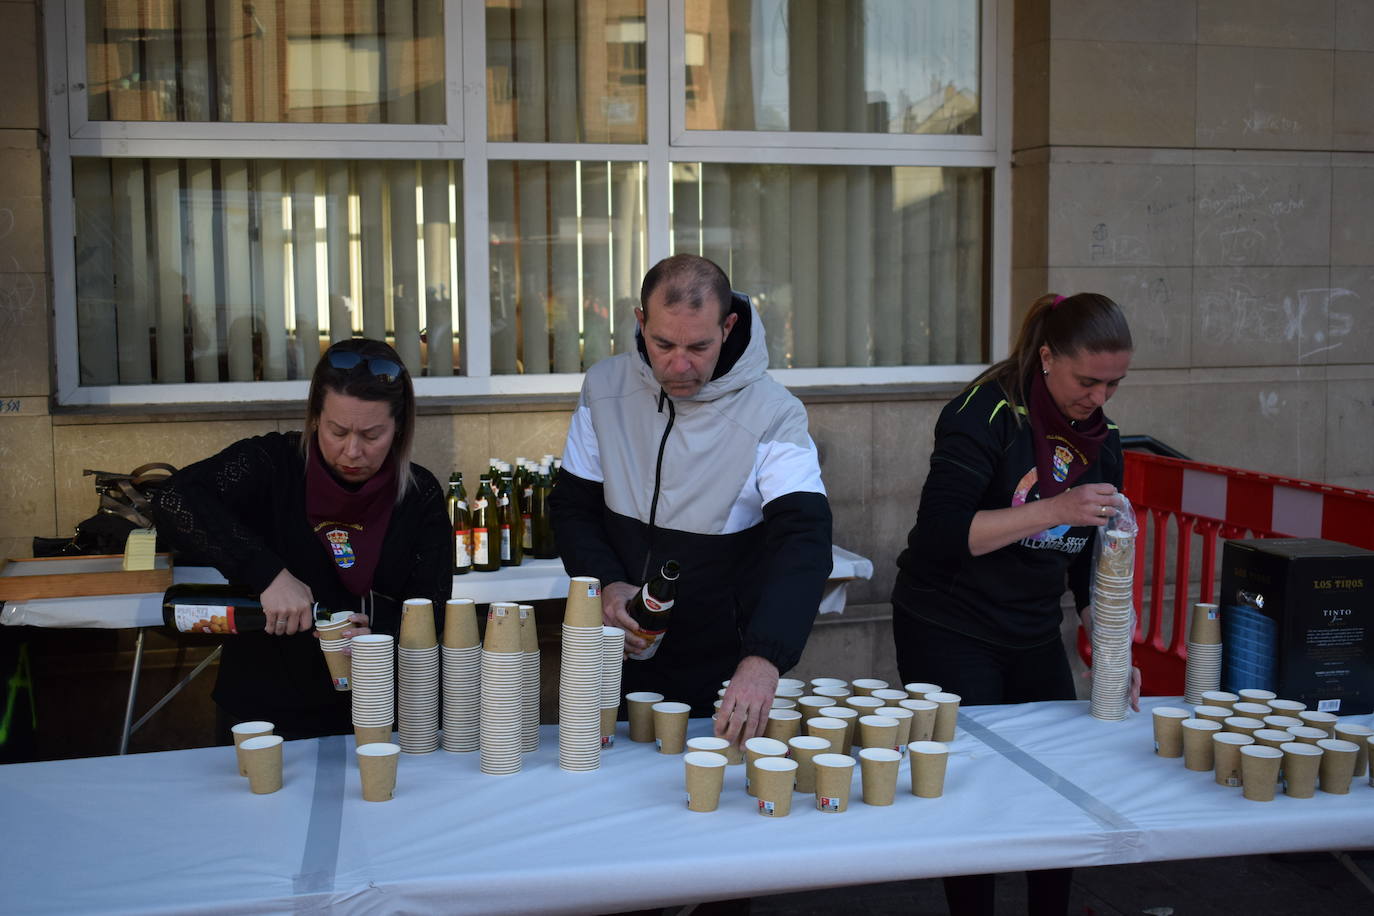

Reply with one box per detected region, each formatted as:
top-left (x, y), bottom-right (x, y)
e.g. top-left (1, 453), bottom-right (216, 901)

top-left (642, 389), bottom-right (676, 581)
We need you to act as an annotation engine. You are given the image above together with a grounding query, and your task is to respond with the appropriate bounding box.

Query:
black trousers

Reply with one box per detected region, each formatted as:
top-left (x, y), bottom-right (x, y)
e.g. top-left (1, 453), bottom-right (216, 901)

top-left (892, 610), bottom-right (1077, 916)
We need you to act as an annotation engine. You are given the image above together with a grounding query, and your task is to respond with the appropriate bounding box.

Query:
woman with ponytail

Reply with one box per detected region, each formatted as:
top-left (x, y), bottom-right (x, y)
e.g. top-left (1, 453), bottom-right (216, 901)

top-left (891, 293), bottom-right (1136, 916)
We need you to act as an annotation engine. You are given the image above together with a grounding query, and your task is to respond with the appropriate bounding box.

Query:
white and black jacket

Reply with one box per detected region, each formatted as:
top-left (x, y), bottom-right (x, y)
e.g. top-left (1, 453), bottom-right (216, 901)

top-left (550, 295), bottom-right (832, 713)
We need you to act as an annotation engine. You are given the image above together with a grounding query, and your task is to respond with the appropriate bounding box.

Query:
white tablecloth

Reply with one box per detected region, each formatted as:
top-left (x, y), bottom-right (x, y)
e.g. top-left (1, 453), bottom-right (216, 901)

top-left (0, 697), bottom-right (1367, 915)
top-left (0, 547), bottom-right (874, 630)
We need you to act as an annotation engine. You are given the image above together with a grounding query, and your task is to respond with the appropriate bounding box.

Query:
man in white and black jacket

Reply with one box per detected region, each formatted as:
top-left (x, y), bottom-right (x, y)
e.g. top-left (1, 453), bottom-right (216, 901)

top-left (550, 254), bottom-right (832, 745)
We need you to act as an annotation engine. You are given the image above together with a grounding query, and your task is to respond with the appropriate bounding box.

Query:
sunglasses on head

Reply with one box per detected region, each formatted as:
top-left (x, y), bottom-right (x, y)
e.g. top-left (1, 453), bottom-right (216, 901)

top-left (326, 350), bottom-right (405, 383)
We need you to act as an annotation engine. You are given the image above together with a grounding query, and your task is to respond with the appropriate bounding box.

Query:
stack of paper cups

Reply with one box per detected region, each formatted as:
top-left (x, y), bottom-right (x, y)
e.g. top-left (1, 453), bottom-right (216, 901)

top-left (1184, 602), bottom-right (1223, 705)
top-left (480, 603), bottom-right (524, 774)
top-left (559, 577), bottom-right (604, 771)
top-left (441, 598), bottom-right (481, 752)
top-left (519, 604), bottom-right (541, 753)
top-left (1090, 528), bottom-right (1135, 721)
top-left (397, 598), bottom-right (440, 754)
top-left (600, 626), bottom-right (626, 747)
top-left (351, 634), bottom-right (396, 745)
top-left (316, 612), bottom-right (353, 692)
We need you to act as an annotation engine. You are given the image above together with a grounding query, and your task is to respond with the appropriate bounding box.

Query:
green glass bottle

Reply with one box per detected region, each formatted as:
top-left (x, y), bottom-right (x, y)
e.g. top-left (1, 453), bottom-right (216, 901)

top-left (530, 465), bottom-right (557, 559)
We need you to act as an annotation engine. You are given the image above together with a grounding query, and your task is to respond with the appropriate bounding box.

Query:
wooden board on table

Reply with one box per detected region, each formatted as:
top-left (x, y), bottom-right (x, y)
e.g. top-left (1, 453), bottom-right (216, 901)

top-left (0, 554), bottom-right (173, 601)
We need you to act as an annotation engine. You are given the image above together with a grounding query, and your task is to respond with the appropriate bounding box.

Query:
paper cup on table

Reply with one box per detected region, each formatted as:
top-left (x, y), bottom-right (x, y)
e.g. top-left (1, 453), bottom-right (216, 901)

top-left (797, 696), bottom-right (833, 721)
top-left (858, 747), bottom-right (900, 806)
top-left (1333, 723), bottom-right (1372, 777)
top-left (356, 742), bottom-right (400, 801)
top-left (1223, 716), bottom-right (1264, 738)
top-left (858, 715), bottom-right (900, 752)
top-left (763, 709), bottom-right (803, 743)
top-left (776, 677), bottom-right (806, 692)
top-left (1289, 725), bottom-right (1329, 745)
top-left (927, 692), bottom-right (961, 743)
top-left (904, 682), bottom-right (942, 700)
top-left (1193, 705), bottom-right (1232, 725)
top-left (1212, 732), bottom-right (1253, 787)
top-left (1267, 698), bottom-right (1306, 715)
top-left (399, 598), bottom-right (437, 649)
top-left (813, 685), bottom-right (852, 703)
top-left (744, 736), bottom-right (789, 796)
top-left (774, 685), bottom-right (805, 700)
top-left (354, 724), bottom-right (392, 746)
top-left (1200, 690), bottom-right (1238, 710)
top-left (900, 699), bottom-right (938, 742)
top-left (1151, 706), bottom-right (1189, 757)
top-left (1181, 718), bottom-right (1222, 771)
top-left (684, 751), bottom-right (728, 812)
top-left (1233, 701), bottom-right (1272, 719)
top-left (787, 735), bottom-right (831, 794)
top-left (1253, 728), bottom-right (1293, 752)
top-left (753, 757), bottom-right (799, 816)
top-left (812, 753), bottom-right (856, 812)
top-left (1263, 715), bottom-right (1304, 732)
top-left (877, 706), bottom-right (915, 750)
top-left (232, 721), bottom-right (274, 777)
top-left (819, 706), bottom-right (859, 752)
top-left (810, 677), bottom-right (848, 691)
top-left (240, 734), bottom-right (284, 794)
top-left (687, 736), bottom-right (731, 757)
top-left (1316, 738), bottom-right (1359, 794)
top-left (806, 716), bottom-right (848, 756)
top-left (1280, 742), bottom-right (1323, 798)
top-left (771, 698), bottom-right (798, 711)
top-left (844, 696), bottom-right (885, 717)
top-left (626, 691), bottom-right (664, 743)
top-left (1298, 710), bottom-right (1338, 736)
top-left (1237, 688), bottom-right (1277, 704)
top-left (1189, 602), bottom-right (1221, 644)
top-left (909, 740), bottom-right (950, 797)
top-left (564, 576), bottom-right (603, 628)
top-left (872, 688), bottom-right (909, 705)
top-left (850, 678), bottom-right (888, 697)
top-left (1240, 745), bottom-right (1283, 801)
top-left (443, 598), bottom-right (479, 648)
top-left (652, 702), bottom-right (691, 754)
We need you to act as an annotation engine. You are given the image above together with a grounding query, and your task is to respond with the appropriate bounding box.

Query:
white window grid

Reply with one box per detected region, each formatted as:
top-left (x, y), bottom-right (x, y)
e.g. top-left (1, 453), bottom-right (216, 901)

top-left (45, 0), bottom-right (1012, 406)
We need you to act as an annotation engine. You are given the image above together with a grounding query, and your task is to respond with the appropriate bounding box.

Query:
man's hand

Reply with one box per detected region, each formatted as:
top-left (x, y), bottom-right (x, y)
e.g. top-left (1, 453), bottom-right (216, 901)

top-left (601, 581), bottom-right (645, 652)
top-left (260, 568), bottom-right (314, 635)
top-left (713, 655), bottom-right (779, 745)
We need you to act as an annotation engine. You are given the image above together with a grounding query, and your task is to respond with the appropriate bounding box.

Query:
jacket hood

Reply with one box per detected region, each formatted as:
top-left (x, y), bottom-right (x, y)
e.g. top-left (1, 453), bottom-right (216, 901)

top-left (634, 292), bottom-right (768, 403)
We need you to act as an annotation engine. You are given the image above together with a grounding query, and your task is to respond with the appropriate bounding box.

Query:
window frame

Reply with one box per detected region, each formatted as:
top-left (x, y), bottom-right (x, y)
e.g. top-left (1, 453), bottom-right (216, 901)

top-left (46, 0), bottom-right (1011, 407)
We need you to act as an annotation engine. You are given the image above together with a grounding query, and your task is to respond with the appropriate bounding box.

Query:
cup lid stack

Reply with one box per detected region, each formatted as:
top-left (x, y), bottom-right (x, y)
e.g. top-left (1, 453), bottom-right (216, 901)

top-left (1184, 602), bottom-right (1223, 705)
top-left (559, 577), bottom-right (604, 771)
top-left (519, 604), bottom-right (541, 754)
top-left (1090, 528), bottom-right (1136, 721)
top-left (351, 634), bottom-right (396, 733)
top-left (480, 603), bottom-right (524, 774)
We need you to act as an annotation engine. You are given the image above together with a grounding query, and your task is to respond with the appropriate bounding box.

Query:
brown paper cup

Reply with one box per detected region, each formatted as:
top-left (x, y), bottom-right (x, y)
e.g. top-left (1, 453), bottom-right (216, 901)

top-left (813, 685), bottom-right (852, 702)
top-left (858, 715), bottom-right (900, 752)
top-left (909, 740), bottom-right (949, 797)
top-left (1237, 688), bottom-right (1277, 704)
top-left (844, 696), bottom-right (885, 716)
top-left (1333, 723), bottom-right (1372, 778)
top-left (1280, 742), bottom-right (1323, 798)
top-left (1253, 728), bottom-right (1293, 752)
top-left (1222, 716), bottom-right (1264, 737)
top-left (1212, 732), bottom-right (1253, 787)
top-left (877, 707), bottom-right (915, 750)
top-left (1193, 705), bottom-right (1233, 725)
top-left (851, 678), bottom-right (889, 697)
top-left (240, 734), bottom-right (284, 794)
top-left (1289, 725), bottom-right (1329, 745)
top-left (684, 751), bottom-right (728, 812)
top-left (1200, 690), bottom-right (1239, 709)
top-left (443, 598), bottom-right (479, 648)
top-left (804, 716), bottom-right (847, 757)
top-left (927, 692), bottom-right (961, 743)
top-left (797, 696), bottom-right (833, 721)
top-left (812, 753), bottom-right (855, 812)
top-left (399, 598), bottom-right (437, 649)
top-left (483, 603), bottom-right (522, 652)
top-left (904, 682), bottom-right (942, 700)
top-left (763, 709), bottom-right (803, 743)
top-left (787, 736), bottom-right (831, 794)
top-left (625, 691), bottom-right (664, 742)
top-left (744, 737), bottom-right (789, 797)
top-left (900, 699), bottom-right (938, 742)
top-left (357, 742), bottom-right (400, 802)
top-left (1240, 745), bottom-right (1282, 801)
top-left (231, 721), bottom-right (274, 777)
top-left (1189, 602), bottom-right (1221, 645)
top-left (1151, 706), bottom-right (1189, 757)
top-left (1181, 719), bottom-right (1222, 771)
top-left (519, 604), bottom-right (539, 653)
top-left (316, 618), bottom-right (352, 641)
top-left (1298, 710), bottom-right (1338, 736)
top-left (1316, 738), bottom-right (1359, 794)
top-left (688, 733), bottom-right (742, 765)
top-left (752, 757), bottom-right (798, 816)
top-left (858, 747), bottom-right (901, 806)
top-left (810, 677), bottom-right (848, 690)
top-left (564, 576), bottom-right (603, 628)
top-left (1262, 715), bottom-right (1304, 732)
top-left (1266, 698), bottom-right (1306, 715)
top-left (1233, 701), bottom-right (1273, 719)
top-left (819, 707), bottom-right (859, 752)
top-left (600, 707), bottom-right (618, 744)
top-left (652, 701), bottom-right (691, 754)
top-left (355, 724), bottom-right (393, 747)
top-left (321, 646), bottom-right (352, 692)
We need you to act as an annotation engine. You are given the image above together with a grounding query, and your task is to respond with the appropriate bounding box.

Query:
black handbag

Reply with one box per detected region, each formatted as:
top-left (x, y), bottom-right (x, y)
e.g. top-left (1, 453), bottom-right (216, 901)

top-left (32, 464), bottom-right (178, 557)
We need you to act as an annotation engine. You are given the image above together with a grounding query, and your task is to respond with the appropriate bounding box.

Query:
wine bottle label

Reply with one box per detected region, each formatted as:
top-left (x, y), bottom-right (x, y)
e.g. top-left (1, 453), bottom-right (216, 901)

top-left (473, 498), bottom-right (488, 510)
top-left (455, 530), bottom-right (471, 566)
top-left (521, 514), bottom-right (533, 550)
top-left (473, 530), bottom-right (489, 565)
top-left (642, 593), bottom-right (674, 613)
top-left (173, 604), bottom-right (236, 635)
top-left (627, 629), bottom-right (666, 661)
top-left (457, 500), bottom-right (468, 511)
top-left (500, 526), bottom-right (511, 560)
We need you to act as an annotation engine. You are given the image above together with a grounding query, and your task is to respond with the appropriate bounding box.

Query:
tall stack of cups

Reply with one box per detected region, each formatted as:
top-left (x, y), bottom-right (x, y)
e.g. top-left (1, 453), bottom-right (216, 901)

top-left (519, 604), bottom-right (541, 753)
top-left (441, 598), bottom-right (481, 752)
top-left (600, 626), bottom-right (626, 746)
top-left (480, 602), bottom-right (524, 774)
top-left (1185, 602), bottom-right (1223, 704)
top-left (316, 611), bottom-right (353, 691)
top-left (397, 598), bottom-right (440, 753)
top-left (351, 634), bottom-right (396, 745)
top-left (559, 577), bottom-right (604, 771)
top-left (1090, 528), bottom-right (1136, 720)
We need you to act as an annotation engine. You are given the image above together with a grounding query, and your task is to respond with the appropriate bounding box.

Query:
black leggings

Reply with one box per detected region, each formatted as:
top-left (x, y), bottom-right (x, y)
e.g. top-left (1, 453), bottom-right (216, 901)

top-left (892, 611), bottom-right (1076, 916)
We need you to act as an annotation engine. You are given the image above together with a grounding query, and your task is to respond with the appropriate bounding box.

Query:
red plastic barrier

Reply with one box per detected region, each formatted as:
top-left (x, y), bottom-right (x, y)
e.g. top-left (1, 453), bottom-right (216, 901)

top-left (1079, 452), bottom-right (1374, 696)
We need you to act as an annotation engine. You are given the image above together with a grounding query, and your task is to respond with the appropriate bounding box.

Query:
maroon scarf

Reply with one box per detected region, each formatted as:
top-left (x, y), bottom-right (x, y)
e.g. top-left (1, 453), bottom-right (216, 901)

top-left (305, 437), bottom-right (397, 596)
top-left (1027, 371), bottom-right (1108, 498)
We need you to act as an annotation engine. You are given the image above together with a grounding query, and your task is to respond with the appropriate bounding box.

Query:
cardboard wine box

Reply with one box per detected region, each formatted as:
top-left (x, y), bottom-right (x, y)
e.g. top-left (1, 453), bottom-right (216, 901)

top-left (1220, 538), bottom-right (1374, 715)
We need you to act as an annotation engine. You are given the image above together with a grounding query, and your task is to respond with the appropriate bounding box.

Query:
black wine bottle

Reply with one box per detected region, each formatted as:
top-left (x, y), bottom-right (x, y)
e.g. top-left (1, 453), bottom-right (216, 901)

top-left (625, 560), bottom-right (680, 661)
top-left (162, 583), bottom-right (339, 635)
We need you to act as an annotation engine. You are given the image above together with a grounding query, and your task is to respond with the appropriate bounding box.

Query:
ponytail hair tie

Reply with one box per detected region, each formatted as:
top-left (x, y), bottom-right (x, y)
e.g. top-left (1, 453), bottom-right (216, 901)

top-left (1051, 295), bottom-right (1066, 308)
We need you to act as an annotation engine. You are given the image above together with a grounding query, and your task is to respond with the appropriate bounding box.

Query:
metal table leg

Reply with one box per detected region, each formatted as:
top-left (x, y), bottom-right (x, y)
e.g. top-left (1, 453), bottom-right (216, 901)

top-left (119, 627), bottom-right (145, 755)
